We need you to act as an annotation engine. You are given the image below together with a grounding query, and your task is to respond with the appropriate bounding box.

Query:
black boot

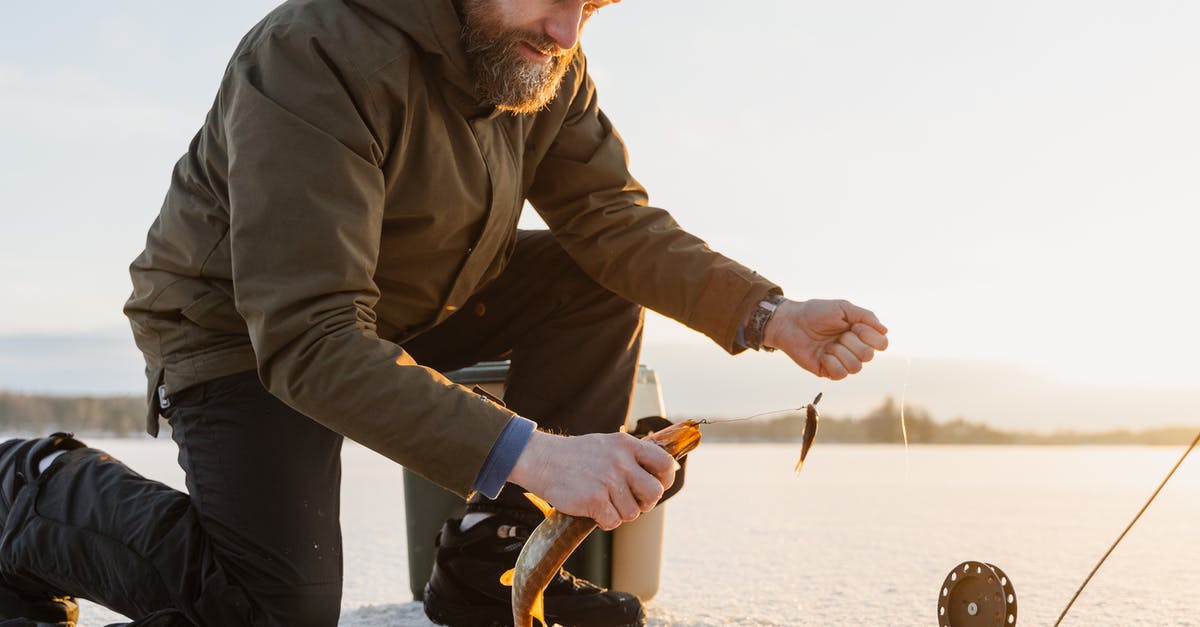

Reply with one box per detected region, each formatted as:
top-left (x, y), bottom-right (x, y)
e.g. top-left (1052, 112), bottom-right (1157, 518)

top-left (0, 433), bottom-right (86, 626)
top-left (0, 618), bottom-right (71, 627)
top-left (0, 586), bottom-right (78, 626)
top-left (423, 507), bottom-right (644, 627)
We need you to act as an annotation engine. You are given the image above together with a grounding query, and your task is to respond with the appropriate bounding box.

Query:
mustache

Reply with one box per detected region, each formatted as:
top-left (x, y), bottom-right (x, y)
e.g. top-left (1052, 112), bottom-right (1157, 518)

top-left (519, 33), bottom-right (574, 58)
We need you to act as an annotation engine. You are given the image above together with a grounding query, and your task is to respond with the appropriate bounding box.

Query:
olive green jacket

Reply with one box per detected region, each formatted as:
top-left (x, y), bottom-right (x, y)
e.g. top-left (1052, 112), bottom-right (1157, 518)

top-left (125, 0), bottom-right (779, 496)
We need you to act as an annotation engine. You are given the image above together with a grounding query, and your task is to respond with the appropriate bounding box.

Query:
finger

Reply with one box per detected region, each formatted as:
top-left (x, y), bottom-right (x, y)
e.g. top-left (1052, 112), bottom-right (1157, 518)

top-left (609, 482), bottom-right (642, 523)
top-left (819, 353), bottom-right (849, 380)
top-left (828, 342), bottom-right (864, 375)
top-left (851, 322), bottom-right (889, 351)
top-left (843, 304), bottom-right (888, 335)
top-left (596, 518), bottom-right (621, 531)
top-left (634, 440), bottom-right (676, 489)
top-left (838, 331), bottom-right (877, 363)
top-left (629, 469), bottom-right (666, 513)
top-left (592, 500), bottom-right (622, 531)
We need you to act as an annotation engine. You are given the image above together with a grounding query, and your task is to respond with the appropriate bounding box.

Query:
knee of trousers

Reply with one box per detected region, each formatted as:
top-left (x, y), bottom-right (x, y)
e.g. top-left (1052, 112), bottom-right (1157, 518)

top-left (590, 284), bottom-right (645, 328)
top-left (0, 448), bottom-right (342, 627)
top-left (556, 263), bottom-right (645, 323)
top-left (0, 449), bottom-right (186, 617)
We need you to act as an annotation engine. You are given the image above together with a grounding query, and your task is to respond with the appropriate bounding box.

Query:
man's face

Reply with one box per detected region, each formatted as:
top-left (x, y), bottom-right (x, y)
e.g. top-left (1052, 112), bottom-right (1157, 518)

top-left (461, 0), bottom-right (617, 114)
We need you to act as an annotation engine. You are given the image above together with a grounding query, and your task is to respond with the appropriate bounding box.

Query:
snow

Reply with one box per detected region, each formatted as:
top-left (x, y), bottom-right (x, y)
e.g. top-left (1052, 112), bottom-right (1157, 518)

top-left (66, 440), bottom-right (1200, 626)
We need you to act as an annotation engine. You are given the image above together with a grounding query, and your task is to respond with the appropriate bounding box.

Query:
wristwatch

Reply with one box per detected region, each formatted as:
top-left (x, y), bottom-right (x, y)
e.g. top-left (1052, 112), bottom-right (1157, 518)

top-left (744, 294), bottom-right (785, 351)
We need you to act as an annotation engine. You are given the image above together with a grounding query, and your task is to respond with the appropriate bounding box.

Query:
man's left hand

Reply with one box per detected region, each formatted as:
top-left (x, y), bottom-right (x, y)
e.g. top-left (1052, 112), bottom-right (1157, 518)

top-left (763, 298), bottom-right (889, 380)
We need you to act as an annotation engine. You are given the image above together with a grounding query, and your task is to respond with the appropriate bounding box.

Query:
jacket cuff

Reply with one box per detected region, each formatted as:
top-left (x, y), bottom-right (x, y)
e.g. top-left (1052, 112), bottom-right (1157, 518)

top-left (696, 274), bottom-right (781, 355)
top-left (471, 415), bottom-right (538, 499)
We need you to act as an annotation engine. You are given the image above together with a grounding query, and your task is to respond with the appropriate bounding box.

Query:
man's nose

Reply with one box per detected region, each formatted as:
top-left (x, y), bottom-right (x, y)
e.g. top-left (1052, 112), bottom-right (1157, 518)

top-left (543, 4), bottom-right (585, 51)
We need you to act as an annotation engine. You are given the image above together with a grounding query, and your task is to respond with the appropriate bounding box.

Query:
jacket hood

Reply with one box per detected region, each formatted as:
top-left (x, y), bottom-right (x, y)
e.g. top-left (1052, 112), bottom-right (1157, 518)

top-left (350, 0), bottom-right (476, 98)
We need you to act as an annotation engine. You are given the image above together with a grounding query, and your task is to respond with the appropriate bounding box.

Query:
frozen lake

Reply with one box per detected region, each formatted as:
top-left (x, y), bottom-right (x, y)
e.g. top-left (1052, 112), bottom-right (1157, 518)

top-left (60, 439), bottom-right (1200, 626)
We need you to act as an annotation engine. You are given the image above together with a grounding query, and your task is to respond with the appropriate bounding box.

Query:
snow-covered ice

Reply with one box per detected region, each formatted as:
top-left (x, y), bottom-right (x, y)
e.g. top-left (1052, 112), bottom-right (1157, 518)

top-left (68, 440), bottom-right (1200, 626)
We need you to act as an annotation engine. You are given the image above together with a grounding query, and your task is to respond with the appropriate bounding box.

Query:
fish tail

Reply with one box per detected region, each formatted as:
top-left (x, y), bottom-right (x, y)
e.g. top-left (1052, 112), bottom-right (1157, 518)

top-left (532, 591), bottom-right (546, 627)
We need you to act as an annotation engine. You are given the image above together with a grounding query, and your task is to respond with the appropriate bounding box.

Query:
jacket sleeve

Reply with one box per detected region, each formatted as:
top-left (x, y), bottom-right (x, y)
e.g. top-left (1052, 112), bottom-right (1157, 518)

top-left (526, 55), bottom-right (780, 354)
top-left (220, 25), bottom-right (513, 496)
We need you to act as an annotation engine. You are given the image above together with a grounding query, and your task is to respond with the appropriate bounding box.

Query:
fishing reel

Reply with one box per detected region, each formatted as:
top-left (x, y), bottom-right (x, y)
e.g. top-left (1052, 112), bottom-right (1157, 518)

top-left (937, 561), bottom-right (1017, 627)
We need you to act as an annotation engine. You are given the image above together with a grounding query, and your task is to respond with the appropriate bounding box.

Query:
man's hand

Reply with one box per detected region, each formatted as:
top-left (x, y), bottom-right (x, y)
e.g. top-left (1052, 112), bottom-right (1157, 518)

top-left (507, 430), bottom-right (676, 531)
top-left (763, 298), bottom-right (889, 380)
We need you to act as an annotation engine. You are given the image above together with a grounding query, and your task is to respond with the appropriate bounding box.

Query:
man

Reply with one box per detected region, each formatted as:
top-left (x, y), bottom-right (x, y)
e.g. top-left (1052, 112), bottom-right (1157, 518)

top-left (0, 0), bottom-right (887, 626)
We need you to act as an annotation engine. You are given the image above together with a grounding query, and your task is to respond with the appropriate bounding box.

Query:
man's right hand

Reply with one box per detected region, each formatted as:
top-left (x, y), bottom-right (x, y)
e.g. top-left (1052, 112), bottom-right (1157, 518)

top-left (507, 430), bottom-right (677, 531)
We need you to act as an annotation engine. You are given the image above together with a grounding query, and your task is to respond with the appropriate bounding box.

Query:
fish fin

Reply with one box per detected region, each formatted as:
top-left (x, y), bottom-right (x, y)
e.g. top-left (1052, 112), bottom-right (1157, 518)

top-left (794, 458), bottom-right (804, 474)
top-left (499, 568), bottom-right (515, 587)
top-left (523, 492), bottom-right (555, 517)
top-left (532, 591), bottom-right (546, 627)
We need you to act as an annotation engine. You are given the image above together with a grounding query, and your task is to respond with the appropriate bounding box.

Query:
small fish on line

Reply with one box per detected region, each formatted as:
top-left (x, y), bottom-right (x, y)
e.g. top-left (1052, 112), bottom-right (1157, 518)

top-left (794, 392), bottom-right (822, 473)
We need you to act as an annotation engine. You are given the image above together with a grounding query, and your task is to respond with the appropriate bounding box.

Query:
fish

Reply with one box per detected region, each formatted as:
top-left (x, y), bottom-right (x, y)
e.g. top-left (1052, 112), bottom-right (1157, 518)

top-left (794, 393), bottom-right (822, 473)
top-left (500, 420), bottom-right (703, 627)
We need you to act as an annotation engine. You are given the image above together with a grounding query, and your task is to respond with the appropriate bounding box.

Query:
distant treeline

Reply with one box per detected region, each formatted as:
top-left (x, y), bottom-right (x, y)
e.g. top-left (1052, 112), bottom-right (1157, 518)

top-left (0, 392), bottom-right (145, 436)
top-left (1, 392), bottom-right (1195, 445)
top-left (688, 397), bottom-right (1198, 446)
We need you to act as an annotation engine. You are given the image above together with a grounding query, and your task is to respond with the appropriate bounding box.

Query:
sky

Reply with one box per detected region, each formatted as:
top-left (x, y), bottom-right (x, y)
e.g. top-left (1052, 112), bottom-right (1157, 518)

top-left (1, 1), bottom-right (1198, 431)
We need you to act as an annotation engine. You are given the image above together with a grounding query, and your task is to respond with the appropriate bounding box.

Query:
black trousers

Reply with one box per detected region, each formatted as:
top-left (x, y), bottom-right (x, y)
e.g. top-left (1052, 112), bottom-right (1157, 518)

top-left (0, 231), bottom-right (644, 626)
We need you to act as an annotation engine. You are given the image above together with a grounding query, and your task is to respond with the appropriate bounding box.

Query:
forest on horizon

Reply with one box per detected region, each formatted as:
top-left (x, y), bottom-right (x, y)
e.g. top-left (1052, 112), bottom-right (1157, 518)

top-left (686, 397), bottom-right (1197, 446)
top-left (0, 392), bottom-right (1195, 445)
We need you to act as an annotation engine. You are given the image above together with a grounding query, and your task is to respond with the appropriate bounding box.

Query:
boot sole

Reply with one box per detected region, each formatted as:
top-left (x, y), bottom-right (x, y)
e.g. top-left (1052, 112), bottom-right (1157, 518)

top-left (423, 583), bottom-right (512, 627)
top-left (424, 584), bottom-right (645, 627)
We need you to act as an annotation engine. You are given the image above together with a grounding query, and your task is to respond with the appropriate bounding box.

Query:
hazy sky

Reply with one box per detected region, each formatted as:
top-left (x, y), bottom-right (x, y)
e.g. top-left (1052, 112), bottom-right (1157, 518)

top-left (1, 1), bottom-right (1197, 429)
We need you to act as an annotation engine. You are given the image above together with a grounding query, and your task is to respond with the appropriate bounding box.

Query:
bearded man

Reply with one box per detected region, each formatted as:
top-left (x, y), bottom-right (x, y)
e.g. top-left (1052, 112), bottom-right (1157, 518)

top-left (0, 1), bottom-right (888, 626)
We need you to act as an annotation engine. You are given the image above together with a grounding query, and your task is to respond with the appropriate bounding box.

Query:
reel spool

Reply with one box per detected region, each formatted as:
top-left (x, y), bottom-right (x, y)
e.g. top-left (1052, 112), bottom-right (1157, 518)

top-left (937, 561), bottom-right (1017, 627)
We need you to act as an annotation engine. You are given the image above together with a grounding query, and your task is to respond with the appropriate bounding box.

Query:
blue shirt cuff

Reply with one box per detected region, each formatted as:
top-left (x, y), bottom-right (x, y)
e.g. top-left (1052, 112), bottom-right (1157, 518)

top-left (734, 323), bottom-right (750, 349)
top-left (472, 415), bottom-right (537, 499)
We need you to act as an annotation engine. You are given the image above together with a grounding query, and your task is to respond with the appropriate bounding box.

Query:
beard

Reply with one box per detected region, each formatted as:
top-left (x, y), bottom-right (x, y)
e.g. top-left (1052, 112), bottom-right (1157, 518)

top-left (460, 0), bottom-right (577, 114)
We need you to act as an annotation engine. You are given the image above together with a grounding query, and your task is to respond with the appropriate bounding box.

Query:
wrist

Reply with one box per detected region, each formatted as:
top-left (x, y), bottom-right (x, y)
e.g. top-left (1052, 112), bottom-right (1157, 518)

top-left (744, 293), bottom-right (785, 351)
top-left (508, 429), bottom-right (552, 492)
top-left (763, 296), bottom-right (801, 348)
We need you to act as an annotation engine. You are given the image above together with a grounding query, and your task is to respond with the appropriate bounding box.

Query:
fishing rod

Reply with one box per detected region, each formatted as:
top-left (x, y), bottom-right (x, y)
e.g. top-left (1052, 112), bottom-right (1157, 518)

top-left (1052, 428), bottom-right (1200, 626)
top-left (691, 396), bottom-right (1199, 625)
top-left (940, 427), bottom-right (1200, 627)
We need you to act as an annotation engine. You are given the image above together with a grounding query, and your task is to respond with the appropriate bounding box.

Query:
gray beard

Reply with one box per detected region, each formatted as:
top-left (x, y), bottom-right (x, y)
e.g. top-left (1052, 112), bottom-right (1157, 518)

top-left (460, 0), bottom-right (575, 114)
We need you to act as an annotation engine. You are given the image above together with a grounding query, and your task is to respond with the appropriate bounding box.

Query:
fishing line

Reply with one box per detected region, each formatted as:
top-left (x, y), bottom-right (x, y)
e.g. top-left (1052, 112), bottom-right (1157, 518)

top-left (1053, 428), bottom-right (1200, 626)
top-left (698, 406), bottom-right (806, 425)
top-left (900, 356), bottom-right (912, 481)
